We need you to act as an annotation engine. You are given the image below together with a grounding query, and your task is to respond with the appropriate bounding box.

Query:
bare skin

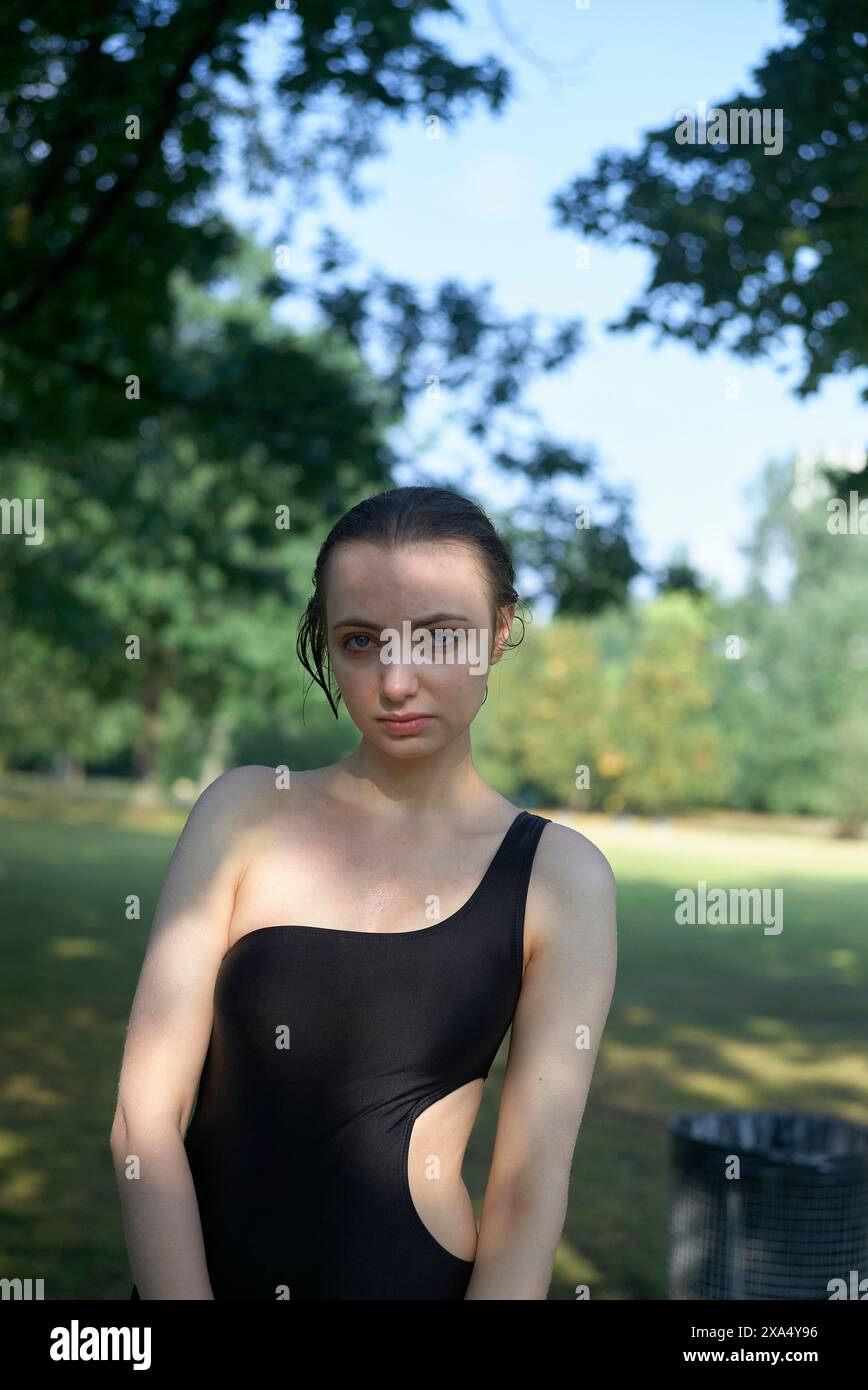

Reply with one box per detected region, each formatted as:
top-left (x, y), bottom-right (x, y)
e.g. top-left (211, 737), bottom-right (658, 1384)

top-left (111, 539), bottom-right (618, 1300)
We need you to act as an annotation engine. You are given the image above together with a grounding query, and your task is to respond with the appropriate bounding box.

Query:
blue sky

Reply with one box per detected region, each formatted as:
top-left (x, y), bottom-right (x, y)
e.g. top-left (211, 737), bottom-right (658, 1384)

top-left (219, 0), bottom-right (866, 601)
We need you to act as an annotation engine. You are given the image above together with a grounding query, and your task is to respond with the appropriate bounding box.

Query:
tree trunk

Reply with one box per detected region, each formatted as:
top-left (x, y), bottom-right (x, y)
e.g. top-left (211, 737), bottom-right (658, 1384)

top-left (834, 817), bottom-right (864, 840)
top-left (132, 689), bottom-right (163, 802)
top-left (51, 754), bottom-right (85, 783)
top-left (198, 712), bottom-right (233, 792)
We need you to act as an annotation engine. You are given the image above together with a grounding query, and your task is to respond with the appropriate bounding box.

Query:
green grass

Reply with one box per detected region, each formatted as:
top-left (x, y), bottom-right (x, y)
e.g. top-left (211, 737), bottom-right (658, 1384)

top-left (1, 793), bottom-right (865, 1300)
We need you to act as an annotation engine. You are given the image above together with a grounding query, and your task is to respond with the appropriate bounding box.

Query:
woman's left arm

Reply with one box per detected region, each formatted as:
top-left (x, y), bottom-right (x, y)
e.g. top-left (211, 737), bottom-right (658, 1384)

top-left (465, 822), bottom-right (618, 1300)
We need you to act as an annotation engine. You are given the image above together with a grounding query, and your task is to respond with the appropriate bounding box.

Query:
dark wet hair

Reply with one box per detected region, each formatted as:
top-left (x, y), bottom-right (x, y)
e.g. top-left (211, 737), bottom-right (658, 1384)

top-left (296, 485), bottom-right (526, 719)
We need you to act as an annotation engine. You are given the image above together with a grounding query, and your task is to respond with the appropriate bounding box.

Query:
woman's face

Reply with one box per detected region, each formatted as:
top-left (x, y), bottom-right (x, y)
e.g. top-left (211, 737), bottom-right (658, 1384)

top-left (325, 540), bottom-right (513, 751)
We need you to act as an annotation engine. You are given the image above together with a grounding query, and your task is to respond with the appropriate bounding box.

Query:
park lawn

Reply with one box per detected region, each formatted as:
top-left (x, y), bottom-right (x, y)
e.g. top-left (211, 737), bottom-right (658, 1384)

top-left (0, 798), bottom-right (865, 1300)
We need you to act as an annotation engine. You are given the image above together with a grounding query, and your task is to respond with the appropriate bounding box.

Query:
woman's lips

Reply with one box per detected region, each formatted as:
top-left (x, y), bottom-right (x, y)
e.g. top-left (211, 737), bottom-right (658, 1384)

top-left (378, 715), bottom-right (434, 734)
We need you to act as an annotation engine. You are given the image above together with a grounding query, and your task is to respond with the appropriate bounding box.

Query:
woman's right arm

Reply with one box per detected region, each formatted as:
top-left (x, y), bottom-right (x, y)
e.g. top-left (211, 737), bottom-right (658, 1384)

top-left (109, 766), bottom-right (260, 1299)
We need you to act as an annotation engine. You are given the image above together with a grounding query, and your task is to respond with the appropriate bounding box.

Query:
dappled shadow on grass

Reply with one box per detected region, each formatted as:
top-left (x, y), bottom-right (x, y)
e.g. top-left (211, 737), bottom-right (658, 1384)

top-left (558, 862), bottom-right (868, 1299)
top-left (0, 813), bottom-right (180, 1297)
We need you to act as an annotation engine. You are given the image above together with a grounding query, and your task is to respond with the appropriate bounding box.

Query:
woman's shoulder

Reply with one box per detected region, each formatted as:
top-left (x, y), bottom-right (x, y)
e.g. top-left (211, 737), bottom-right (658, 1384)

top-left (184, 764), bottom-right (315, 834)
top-left (195, 763), bottom-right (285, 805)
top-left (531, 817), bottom-right (614, 895)
top-left (525, 817), bottom-right (617, 952)
top-left (198, 763), bottom-right (327, 796)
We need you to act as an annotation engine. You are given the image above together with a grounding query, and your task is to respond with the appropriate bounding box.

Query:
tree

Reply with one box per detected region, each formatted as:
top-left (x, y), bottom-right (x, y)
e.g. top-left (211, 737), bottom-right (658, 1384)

top-left (718, 453), bottom-right (868, 831)
top-left (0, 0), bottom-right (590, 476)
top-left (0, 239), bottom-right (401, 778)
top-left (495, 481), bottom-right (643, 619)
top-left (473, 614), bottom-right (609, 808)
top-left (655, 545), bottom-right (709, 598)
top-left (552, 0), bottom-right (868, 398)
top-left (0, 0), bottom-right (511, 451)
top-left (612, 594), bottom-right (729, 815)
top-left (819, 704), bottom-right (868, 836)
top-left (0, 237), bottom-right (640, 787)
top-left (1, 1), bottom-right (649, 788)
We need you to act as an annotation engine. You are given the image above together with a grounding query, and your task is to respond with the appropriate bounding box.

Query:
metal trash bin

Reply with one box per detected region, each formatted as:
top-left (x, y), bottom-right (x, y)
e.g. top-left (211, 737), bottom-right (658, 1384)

top-left (668, 1110), bottom-right (868, 1299)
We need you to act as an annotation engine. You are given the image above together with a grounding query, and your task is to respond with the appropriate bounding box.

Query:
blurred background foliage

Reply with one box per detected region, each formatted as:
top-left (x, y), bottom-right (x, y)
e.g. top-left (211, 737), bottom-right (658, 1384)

top-left (2, 447), bottom-right (866, 831)
top-left (1, 0), bottom-right (865, 829)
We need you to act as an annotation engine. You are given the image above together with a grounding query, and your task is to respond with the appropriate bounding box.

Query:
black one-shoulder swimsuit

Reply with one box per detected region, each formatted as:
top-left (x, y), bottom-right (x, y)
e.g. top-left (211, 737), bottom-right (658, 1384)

top-left (130, 809), bottom-right (550, 1300)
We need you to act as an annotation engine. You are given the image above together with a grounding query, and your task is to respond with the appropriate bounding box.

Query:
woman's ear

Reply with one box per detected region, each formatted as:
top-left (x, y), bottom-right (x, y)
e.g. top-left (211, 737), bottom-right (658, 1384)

top-left (489, 603), bottom-right (516, 666)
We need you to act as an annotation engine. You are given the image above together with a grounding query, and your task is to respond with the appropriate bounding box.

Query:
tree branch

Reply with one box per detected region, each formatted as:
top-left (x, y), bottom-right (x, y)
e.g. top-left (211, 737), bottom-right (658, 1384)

top-left (0, 0), bottom-right (233, 330)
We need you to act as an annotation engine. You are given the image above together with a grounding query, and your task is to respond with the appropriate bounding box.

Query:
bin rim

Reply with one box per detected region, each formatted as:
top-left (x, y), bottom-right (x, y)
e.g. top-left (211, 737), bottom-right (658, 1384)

top-left (667, 1108), bottom-right (868, 1175)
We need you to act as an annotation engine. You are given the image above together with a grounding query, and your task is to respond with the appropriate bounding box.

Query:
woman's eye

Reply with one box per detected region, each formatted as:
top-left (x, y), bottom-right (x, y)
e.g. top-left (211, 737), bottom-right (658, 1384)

top-left (342, 628), bottom-right (461, 653)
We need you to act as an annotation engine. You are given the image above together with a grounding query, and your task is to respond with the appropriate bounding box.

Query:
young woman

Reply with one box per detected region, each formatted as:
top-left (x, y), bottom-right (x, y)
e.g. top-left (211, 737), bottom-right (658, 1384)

top-left (112, 485), bottom-right (617, 1300)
